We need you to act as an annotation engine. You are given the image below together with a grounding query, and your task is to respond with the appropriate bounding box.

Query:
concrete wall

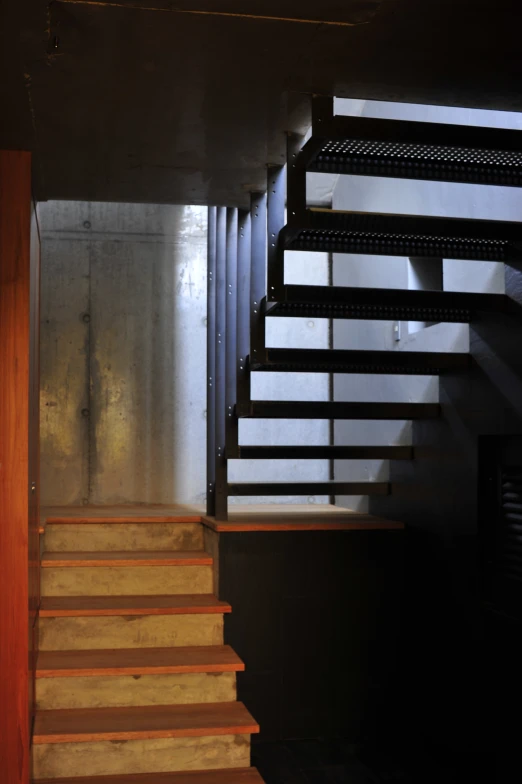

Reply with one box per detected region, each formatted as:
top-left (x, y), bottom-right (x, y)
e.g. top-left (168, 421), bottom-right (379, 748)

top-left (40, 202), bottom-right (207, 506)
top-left (332, 99), bottom-right (522, 511)
top-left (40, 201), bottom-right (331, 507)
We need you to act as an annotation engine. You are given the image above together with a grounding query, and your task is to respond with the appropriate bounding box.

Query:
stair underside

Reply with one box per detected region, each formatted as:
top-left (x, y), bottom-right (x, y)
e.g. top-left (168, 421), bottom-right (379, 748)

top-left (264, 285), bottom-right (511, 322)
top-left (235, 401), bottom-right (440, 419)
top-left (281, 208), bottom-right (522, 261)
top-left (302, 113), bottom-right (522, 187)
top-left (33, 769), bottom-right (264, 784)
top-left (39, 594), bottom-right (231, 617)
top-left (36, 646), bottom-right (244, 677)
top-left (249, 348), bottom-right (469, 374)
top-left (228, 482), bottom-right (389, 496)
top-left (33, 702), bottom-right (259, 744)
top-left (232, 445), bottom-right (412, 459)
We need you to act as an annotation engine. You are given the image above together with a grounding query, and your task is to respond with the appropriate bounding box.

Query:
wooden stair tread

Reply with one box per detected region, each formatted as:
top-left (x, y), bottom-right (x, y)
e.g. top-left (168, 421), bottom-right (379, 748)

top-left (41, 551), bottom-right (212, 567)
top-left (33, 702), bottom-right (260, 743)
top-left (32, 767), bottom-right (264, 783)
top-left (45, 516), bottom-right (203, 524)
top-left (40, 594), bottom-right (231, 617)
top-left (36, 646), bottom-right (245, 677)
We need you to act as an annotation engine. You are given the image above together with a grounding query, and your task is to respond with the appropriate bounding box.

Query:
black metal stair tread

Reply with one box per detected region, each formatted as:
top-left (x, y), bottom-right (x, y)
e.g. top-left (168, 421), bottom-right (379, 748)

top-left (249, 348), bottom-right (469, 374)
top-left (301, 113), bottom-right (522, 187)
top-left (264, 285), bottom-right (511, 322)
top-left (235, 401), bottom-right (440, 419)
top-left (281, 208), bottom-right (522, 261)
top-left (228, 482), bottom-right (390, 496)
top-left (234, 445), bottom-right (413, 460)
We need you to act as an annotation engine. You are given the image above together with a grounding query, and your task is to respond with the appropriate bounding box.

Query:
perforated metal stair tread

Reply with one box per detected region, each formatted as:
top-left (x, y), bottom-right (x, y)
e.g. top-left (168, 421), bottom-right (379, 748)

top-left (301, 113), bottom-right (522, 187)
top-left (41, 551), bottom-right (213, 567)
top-left (249, 348), bottom-right (470, 374)
top-left (36, 646), bottom-right (245, 677)
top-left (264, 285), bottom-right (511, 322)
top-left (235, 401), bottom-right (440, 419)
top-left (234, 445), bottom-right (413, 459)
top-left (281, 209), bottom-right (522, 261)
top-left (33, 702), bottom-right (260, 744)
top-left (32, 769), bottom-right (265, 784)
top-left (228, 482), bottom-right (390, 496)
top-left (39, 595), bottom-right (232, 617)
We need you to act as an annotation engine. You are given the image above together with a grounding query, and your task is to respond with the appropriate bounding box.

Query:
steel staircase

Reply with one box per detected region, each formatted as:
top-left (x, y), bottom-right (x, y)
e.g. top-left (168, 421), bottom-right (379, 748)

top-left (207, 96), bottom-right (522, 521)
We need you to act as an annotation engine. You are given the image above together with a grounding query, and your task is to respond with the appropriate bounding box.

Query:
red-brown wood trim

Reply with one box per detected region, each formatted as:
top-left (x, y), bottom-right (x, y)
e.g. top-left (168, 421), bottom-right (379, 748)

top-left (0, 150), bottom-right (33, 784)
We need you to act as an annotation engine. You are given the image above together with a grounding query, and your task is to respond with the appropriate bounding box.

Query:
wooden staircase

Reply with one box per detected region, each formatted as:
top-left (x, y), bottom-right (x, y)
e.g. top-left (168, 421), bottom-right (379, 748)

top-left (32, 516), bottom-right (262, 782)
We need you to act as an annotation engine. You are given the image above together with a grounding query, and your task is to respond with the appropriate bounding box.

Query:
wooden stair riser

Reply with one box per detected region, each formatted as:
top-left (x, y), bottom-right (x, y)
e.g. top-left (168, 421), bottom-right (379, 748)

top-left (32, 734), bottom-right (251, 779)
top-left (39, 615), bottom-right (224, 651)
top-left (41, 565), bottom-right (213, 596)
top-left (44, 523), bottom-right (204, 552)
top-left (36, 672), bottom-right (237, 710)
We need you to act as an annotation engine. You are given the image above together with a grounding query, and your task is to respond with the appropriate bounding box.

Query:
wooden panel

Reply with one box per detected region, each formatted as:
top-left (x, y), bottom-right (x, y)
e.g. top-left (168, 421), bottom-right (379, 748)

top-left (33, 766), bottom-right (264, 783)
top-left (33, 702), bottom-right (260, 743)
top-left (41, 551), bottom-right (213, 567)
top-left (36, 646), bottom-right (244, 677)
top-left (0, 150), bottom-right (33, 783)
top-left (40, 595), bottom-right (232, 617)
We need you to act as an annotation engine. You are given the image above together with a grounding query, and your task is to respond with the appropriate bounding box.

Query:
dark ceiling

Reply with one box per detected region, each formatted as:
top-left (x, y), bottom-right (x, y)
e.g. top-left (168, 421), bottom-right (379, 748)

top-left (2, 0), bottom-right (522, 207)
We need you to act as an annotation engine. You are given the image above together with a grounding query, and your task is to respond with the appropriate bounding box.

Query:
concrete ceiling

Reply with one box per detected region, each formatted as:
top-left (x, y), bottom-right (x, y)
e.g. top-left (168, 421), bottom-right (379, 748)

top-left (2, 0), bottom-right (522, 207)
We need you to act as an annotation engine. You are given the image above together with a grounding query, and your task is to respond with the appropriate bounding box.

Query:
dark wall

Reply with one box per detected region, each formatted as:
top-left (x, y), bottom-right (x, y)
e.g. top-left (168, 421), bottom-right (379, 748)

top-left (218, 529), bottom-right (405, 743)
top-left (370, 263), bottom-right (522, 758)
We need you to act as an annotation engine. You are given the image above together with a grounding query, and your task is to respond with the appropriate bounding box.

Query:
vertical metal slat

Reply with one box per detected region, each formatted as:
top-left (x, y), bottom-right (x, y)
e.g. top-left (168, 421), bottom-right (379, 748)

top-left (225, 208), bottom-right (239, 465)
top-left (250, 192), bottom-right (267, 362)
top-left (267, 165), bottom-right (286, 301)
top-left (206, 207), bottom-right (217, 516)
top-left (214, 207), bottom-right (228, 520)
top-left (236, 209), bottom-right (251, 407)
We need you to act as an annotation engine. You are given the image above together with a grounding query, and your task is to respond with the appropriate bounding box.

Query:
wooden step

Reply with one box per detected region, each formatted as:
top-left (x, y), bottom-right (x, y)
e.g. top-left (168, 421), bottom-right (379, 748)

top-left (41, 551), bottom-right (212, 567)
top-left (45, 515), bottom-right (203, 524)
top-left (33, 768), bottom-right (264, 784)
top-left (36, 646), bottom-right (244, 677)
top-left (41, 552), bottom-right (214, 597)
top-left (40, 595), bottom-right (232, 617)
top-left (33, 702), bottom-right (259, 744)
top-left (35, 647), bottom-right (242, 710)
top-left (236, 401), bottom-right (440, 420)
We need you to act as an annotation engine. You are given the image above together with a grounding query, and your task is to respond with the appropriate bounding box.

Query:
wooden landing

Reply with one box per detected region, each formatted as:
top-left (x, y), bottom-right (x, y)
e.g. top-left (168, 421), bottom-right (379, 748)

top-left (41, 503), bottom-right (403, 532)
top-left (202, 504), bottom-right (404, 532)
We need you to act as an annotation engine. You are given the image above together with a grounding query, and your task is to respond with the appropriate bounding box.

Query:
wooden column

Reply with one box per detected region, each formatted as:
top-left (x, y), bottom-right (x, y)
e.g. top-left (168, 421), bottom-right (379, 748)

top-left (0, 150), bottom-right (39, 784)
